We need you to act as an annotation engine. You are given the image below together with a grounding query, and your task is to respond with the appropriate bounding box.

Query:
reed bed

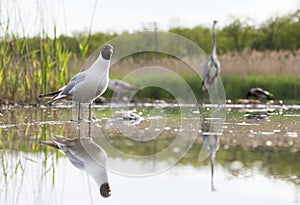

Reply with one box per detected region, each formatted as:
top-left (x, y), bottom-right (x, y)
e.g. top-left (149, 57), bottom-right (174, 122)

top-left (1, 45), bottom-right (300, 104)
top-left (220, 49), bottom-right (300, 76)
top-left (0, 31), bottom-right (118, 105)
top-left (110, 49), bottom-right (300, 76)
top-left (108, 50), bottom-right (300, 102)
top-left (0, 32), bottom-right (85, 104)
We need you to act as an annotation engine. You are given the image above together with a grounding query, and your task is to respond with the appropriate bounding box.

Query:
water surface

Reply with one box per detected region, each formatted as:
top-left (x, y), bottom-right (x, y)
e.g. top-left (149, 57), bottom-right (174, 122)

top-left (0, 103), bottom-right (300, 205)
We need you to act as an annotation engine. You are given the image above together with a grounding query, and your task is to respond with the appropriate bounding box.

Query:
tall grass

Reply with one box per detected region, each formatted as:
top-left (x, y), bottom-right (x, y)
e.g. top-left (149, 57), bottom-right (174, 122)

top-left (0, 28), bottom-right (80, 104)
top-left (220, 48), bottom-right (300, 76)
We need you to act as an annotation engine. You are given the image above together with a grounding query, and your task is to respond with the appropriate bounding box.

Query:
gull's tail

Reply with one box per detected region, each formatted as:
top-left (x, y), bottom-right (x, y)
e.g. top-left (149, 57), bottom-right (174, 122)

top-left (39, 90), bottom-right (61, 98)
top-left (39, 135), bottom-right (70, 150)
top-left (39, 85), bottom-right (66, 103)
top-left (38, 141), bottom-right (59, 149)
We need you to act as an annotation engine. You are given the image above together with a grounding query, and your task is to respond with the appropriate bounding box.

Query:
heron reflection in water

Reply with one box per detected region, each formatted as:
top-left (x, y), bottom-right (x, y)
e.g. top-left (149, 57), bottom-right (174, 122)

top-left (39, 135), bottom-right (111, 198)
top-left (199, 117), bottom-right (221, 191)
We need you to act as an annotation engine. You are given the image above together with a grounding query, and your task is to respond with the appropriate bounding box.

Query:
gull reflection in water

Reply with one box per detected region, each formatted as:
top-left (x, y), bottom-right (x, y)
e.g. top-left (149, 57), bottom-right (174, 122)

top-left (199, 117), bottom-right (222, 192)
top-left (39, 135), bottom-right (111, 198)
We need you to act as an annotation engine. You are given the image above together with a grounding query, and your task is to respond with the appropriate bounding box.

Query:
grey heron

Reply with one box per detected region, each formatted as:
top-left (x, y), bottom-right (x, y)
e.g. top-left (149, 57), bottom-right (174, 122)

top-left (199, 117), bottom-right (221, 191)
top-left (202, 20), bottom-right (220, 92)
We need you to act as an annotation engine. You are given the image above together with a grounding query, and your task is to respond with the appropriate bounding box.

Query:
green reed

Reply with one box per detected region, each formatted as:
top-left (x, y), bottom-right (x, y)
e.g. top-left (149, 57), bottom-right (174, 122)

top-left (0, 27), bottom-right (74, 104)
top-left (103, 73), bottom-right (300, 103)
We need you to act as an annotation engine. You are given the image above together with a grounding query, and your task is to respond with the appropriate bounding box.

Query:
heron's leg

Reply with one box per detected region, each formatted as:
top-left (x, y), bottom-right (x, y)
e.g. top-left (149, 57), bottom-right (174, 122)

top-left (88, 120), bottom-right (91, 138)
top-left (88, 103), bottom-right (92, 121)
top-left (78, 102), bottom-right (81, 121)
top-left (77, 121), bottom-right (81, 138)
top-left (210, 153), bottom-right (216, 192)
top-left (77, 102), bottom-right (81, 138)
top-left (88, 103), bottom-right (92, 138)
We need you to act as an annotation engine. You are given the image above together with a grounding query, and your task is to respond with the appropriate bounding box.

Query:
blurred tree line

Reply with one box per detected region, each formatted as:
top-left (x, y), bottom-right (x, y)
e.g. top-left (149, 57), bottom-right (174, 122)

top-left (170, 10), bottom-right (300, 54)
top-left (18, 10), bottom-right (300, 56)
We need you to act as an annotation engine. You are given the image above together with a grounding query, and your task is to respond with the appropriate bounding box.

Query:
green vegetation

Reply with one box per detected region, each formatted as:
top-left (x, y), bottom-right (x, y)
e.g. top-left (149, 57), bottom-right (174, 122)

top-left (170, 10), bottom-right (300, 53)
top-left (0, 10), bottom-right (300, 104)
top-left (0, 28), bottom-right (74, 104)
top-left (222, 75), bottom-right (300, 102)
top-left (101, 74), bottom-right (300, 103)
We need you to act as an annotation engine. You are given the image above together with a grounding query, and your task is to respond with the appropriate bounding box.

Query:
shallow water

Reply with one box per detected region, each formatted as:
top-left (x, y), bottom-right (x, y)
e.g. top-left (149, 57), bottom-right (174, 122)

top-left (0, 103), bottom-right (300, 205)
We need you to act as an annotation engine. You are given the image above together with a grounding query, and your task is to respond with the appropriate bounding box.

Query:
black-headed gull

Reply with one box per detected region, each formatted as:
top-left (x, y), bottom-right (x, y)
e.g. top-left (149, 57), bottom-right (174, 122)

top-left (39, 44), bottom-right (113, 121)
top-left (246, 87), bottom-right (274, 100)
top-left (202, 20), bottom-right (220, 92)
top-left (39, 135), bottom-right (111, 198)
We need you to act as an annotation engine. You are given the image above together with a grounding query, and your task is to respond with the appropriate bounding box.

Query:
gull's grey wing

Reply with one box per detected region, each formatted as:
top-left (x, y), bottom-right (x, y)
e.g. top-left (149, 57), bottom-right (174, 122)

top-left (52, 136), bottom-right (86, 169)
top-left (60, 72), bottom-right (86, 96)
top-left (64, 150), bottom-right (85, 169)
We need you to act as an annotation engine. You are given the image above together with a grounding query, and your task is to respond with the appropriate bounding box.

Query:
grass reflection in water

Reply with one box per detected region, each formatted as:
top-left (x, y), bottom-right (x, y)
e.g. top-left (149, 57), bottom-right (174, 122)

top-left (0, 104), bottom-right (300, 204)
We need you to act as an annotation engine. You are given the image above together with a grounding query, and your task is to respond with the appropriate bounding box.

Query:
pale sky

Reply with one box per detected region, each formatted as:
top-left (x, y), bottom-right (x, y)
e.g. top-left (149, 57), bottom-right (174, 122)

top-left (0, 0), bottom-right (299, 36)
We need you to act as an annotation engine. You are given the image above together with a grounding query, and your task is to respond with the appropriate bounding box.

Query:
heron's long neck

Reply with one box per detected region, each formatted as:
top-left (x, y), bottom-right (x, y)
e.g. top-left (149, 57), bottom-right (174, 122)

top-left (211, 24), bottom-right (217, 58)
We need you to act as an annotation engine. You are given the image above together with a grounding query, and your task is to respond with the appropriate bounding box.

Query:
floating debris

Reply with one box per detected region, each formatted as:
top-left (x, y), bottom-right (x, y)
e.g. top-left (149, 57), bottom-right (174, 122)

top-left (284, 114), bottom-right (300, 117)
top-left (237, 122), bottom-right (256, 126)
top-left (266, 140), bottom-right (272, 146)
top-left (154, 128), bottom-right (161, 132)
top-left (260, 131), bottom-right (275, 135)
top-left (286, 132), bottom-right (298, 138)
top-left (172, 146), bottom-right (181, 153)
top-left (192, 110), bottom-right (200, 114)
top-left (230, 161), bottom-right (244, 171)
top-left (237, 99), bottom-right (261, 104)
top-left (164, 127), bottom-right (171, 131)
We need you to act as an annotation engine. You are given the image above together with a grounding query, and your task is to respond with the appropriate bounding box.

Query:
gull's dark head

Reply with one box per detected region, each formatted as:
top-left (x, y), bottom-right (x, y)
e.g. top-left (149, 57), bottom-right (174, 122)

top-left (246, 90), bottom-right (252, 99)
top-left (100, 183), bottom-right (111, 198)
top-left (101, 44), bottom-right (114, 60)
